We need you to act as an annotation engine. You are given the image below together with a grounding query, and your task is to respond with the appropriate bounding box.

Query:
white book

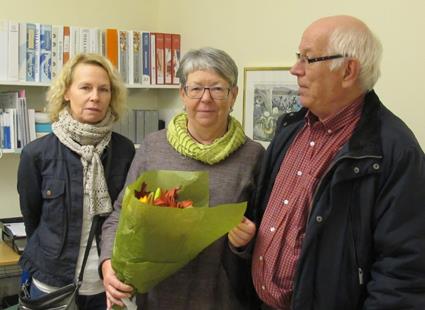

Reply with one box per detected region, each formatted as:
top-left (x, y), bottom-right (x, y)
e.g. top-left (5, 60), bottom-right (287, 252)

top-left (7, 21), bottom-right (19, 81)
top-left (79, 28), bottom-right (90, 53)
top-left (150, 33), bottom-right (156, 85)
top-left (34, 23), bottom-right (41, 82)
top-left (69, 26), bottom-right (79, 59)
top-left (128, 30), bottom-right (134, 84)
top-left (89, 28), bottom-right (99, 54)
top-left (27, 108), bottom-right (36, 141)
top-left (51, 25), bottom-right (64, 80)
top-left (18, 22), bottom-right (27, 81)
top-left (0, 20), bottom-right (9, 81)
top-left (5, 108), bottom-right (17, 149)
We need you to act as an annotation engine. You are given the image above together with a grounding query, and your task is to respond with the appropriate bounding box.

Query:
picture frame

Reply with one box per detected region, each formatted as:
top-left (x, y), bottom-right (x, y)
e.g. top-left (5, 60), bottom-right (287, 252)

top-left (242, 67), bottom-right (301, 147)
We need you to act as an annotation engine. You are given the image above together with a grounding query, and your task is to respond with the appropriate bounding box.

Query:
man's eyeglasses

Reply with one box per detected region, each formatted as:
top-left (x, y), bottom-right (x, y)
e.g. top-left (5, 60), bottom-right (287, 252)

top-left (184, 86), bottom-right (231, 100)
top-left (296, 52), bottom-right (344, 64)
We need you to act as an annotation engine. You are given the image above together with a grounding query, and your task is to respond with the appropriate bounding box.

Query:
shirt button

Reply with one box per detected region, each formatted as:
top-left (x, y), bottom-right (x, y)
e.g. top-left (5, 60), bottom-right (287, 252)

top-left (283, 199), bottom-right (289, 205)
top-left (270, 227), bottom-right (276, 232)
top-left (310, 141), bottom-right (315, 147)
top-left (297, 170), bottom-right (302, 176)
top-left (261, 285), bottom-right (266, 290)
top-left (353, 167), bottom-right (360, 174)
top-left (46, 190), bottom-right (52, 197)
top-left (316, 216), bottom-right (323, 223)
top-left (259, 256), bottom-right (263, 261)
top-left (372, 163), bottom-right (380, 170)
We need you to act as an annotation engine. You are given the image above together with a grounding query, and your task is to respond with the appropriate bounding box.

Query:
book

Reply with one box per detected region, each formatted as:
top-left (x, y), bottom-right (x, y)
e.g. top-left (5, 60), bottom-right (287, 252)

top-left (33, 23), bottom-right (41, 82)
top-left (51, 25), bottom-right (64, 80)
top-left (171, 34), bottom-right (181, 85)
top-left (150, 32), bottom-right (156, 85)
top-left (132, 31), bottom-right (142, 84)
top-left (144, 110), bottom-right (159, 136)
top-left (8, 21), bottom-right (19, 81)
top-left (164, 33), bottom-right (172, 84)
top-left (118, 30), bottom-right (129, 83)
top-left (25, 23), bottom-right (37, 81)
top-left (40, 24), bottom-right (52, 82)
top-left (63, 26), bottom-right (70, 64)
top-left (155, 33), bottom-right (164, 85)
top-left (69, 26), bottom-right (80, 59)
top-left (18, 22), bottom-right (27, 81)
top-left (105, 28), bottom-right (118, 68)
top-left (79, 27), bottom-right (90, 53)
top-left (142, 32), bottom-right (150, 85)
top-left (0, 20), bottom-right (8, 81)
top-left (127, 31), bottom-right (134, 84)
top-left (135, 109), bottom-right (145, 144)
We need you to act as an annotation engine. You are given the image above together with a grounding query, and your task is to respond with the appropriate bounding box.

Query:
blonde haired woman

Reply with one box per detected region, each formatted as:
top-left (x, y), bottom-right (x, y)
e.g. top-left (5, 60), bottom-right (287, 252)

top-left (17, 53), bottom-right (135, 309)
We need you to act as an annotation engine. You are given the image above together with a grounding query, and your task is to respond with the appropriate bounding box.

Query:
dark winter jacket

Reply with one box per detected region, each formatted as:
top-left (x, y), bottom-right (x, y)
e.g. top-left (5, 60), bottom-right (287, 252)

top-left (18, 132), bottom-right (135, 287)
top-left (254, 90), bottom-right (425, 309)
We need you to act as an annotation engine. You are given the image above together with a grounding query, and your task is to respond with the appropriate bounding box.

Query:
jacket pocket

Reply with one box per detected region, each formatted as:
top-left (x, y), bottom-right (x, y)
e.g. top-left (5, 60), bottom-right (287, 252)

top-left (38, 179), bottom-right (66, 257)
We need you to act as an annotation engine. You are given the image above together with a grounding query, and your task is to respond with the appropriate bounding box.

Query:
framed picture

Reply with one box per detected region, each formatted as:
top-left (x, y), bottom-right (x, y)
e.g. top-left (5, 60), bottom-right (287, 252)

top-left (242, 67), bottom-right (301, 147)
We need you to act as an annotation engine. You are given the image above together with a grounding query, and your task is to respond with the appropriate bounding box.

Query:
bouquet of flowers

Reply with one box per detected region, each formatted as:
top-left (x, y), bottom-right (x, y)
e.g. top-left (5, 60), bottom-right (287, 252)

top-left (111, 170), bottom-right (246, 294)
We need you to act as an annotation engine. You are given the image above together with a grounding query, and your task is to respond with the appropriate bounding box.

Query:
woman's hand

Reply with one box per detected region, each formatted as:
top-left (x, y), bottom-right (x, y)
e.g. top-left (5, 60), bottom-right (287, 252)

top-left (228, 216), bottom-right (256, 248)
top-left (102, 259), bottom-right (133, 309)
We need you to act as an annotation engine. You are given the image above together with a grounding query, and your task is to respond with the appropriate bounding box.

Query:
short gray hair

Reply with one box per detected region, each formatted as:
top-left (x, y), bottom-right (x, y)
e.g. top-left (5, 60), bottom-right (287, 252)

top-left (177, 47), bottom-right (238, 87)
top-left (327, 26), bottom-right (382, 91)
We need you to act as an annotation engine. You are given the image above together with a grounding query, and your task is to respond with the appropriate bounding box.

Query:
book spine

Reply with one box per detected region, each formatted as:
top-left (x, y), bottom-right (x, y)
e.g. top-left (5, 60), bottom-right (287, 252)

top-left (25, 23), bottom-right (36, 82)
top-left (63, 26), bottom-right (70, 64)
top-left (106, 28), bottom-right (118, 68)
top-left (150, 33), bottom-right (156, 85)
top-left (79, 28), bottom-right (90, 53)
top-left (0, 20), bottom-right (9, 81)
top-left (118, 30), bottom-right (129, 83)
top-left (132, 31), bottom-right (142, 84)
top-left (34, 23), bottom-right (40, 82)
top-left (164, 33), bottom-right (172, 84)
top-left (141, 32), bottom-right (150, 85)
top-left (8, 21), bottom-right (19, 81)
top-left (171, 34), bottom-right (181, 85)
top-left (40, 24), bottom-right (52, 82)
top-left (18, 23), bottom-right (27, 81)
top-left (155, 33), bottom-right (164, 85)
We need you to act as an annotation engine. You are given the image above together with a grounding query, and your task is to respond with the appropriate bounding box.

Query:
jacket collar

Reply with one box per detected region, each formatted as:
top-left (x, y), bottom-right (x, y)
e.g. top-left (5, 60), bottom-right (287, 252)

top-left (279, 90), bottom-right (383, 158)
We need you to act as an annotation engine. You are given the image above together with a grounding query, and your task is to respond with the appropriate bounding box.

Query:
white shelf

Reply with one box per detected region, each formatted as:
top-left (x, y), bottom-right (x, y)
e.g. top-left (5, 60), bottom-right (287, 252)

top-left (0, 81), bottom-right (179, 89)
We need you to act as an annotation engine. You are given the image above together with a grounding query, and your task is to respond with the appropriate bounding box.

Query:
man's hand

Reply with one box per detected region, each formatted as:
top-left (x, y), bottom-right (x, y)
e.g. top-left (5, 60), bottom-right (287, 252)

top-left (228, 217), bottom-right (256, 248)
top-left (102, 259), bottom-right (134, 309)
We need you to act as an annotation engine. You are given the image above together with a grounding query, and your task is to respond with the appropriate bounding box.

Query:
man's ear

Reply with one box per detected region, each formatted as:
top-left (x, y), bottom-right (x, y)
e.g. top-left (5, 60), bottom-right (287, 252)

top-left (342, 59), bottom-right (360, 88)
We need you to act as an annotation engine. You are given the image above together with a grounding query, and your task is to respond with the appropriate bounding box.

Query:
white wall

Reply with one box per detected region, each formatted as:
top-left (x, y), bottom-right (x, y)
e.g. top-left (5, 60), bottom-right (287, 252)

top-left (157, 0), bottom-right (425, 149)
top-left (1, 0), bottom-right (424, 218)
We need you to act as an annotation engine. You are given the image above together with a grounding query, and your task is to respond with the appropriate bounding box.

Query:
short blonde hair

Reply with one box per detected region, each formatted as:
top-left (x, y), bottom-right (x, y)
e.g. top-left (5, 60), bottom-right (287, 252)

top-left (46, 53), bottom-right (127, 122)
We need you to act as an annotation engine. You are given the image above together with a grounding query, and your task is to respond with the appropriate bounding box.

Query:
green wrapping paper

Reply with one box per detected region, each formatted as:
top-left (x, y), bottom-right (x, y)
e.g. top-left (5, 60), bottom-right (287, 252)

top-left (111, 170), bottom-right (247, 293)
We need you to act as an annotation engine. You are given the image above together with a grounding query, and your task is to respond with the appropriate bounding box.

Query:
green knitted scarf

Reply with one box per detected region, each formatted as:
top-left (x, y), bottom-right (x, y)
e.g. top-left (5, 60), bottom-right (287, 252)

top-left (167, 113), bottom-right (246, 165)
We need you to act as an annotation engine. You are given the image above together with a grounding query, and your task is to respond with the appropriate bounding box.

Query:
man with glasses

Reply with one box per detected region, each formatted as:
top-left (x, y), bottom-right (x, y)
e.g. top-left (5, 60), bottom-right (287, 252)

top-left (236, 15), bottom-right (425, 309)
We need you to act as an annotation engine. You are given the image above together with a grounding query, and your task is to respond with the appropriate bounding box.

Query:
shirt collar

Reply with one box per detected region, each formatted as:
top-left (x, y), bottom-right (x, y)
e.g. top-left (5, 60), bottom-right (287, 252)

top-left (305, 94), bottom-right (365, 134)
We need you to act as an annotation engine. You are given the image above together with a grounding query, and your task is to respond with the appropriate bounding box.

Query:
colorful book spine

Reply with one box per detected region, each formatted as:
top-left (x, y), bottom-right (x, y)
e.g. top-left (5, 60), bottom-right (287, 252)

top-left (25, 23), bottom-right (36, 82)
top-left (132, 31), bottom-right (142, 84)
top-left (164, 33), bottom-right (172, 85)
top-left (171, 34), bottom-right (181, 85)
top-left (141, 32), bottom-right (150, 85)
top-left (63, 26), bottom-right (70, 64)
top-left (155, 33), bottom-right (164, 85)
top-left (40, 24), bottom-right (52, 82)
top-left (105, 28), bottom-right (118, 68)
top-left (18, 23), bottom-right (27, 81)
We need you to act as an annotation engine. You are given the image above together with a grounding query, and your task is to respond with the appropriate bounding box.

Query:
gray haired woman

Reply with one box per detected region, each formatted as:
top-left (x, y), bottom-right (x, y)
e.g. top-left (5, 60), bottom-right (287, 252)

top-left (17, 53), bottom-right (135, 310)
top-left (101, 47), bottom-right (265, 309)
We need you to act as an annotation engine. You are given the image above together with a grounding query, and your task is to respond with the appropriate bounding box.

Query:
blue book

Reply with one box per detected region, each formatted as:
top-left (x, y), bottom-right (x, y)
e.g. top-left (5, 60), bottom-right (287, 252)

top-left (40, 24), bottom-right (52, 82)
top-left (142, 32), bottom-right (150, 85)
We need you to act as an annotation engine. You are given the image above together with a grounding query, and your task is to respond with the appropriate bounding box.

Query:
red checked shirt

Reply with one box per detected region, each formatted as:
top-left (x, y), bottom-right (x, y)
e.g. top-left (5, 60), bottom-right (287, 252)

top-left (252, 97), bottom-right (364, 309)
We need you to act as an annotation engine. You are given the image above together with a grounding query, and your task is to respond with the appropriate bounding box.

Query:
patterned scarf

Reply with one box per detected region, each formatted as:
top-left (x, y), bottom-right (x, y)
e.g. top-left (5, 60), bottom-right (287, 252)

top-left (52, 108), bottom-right (114, 216)
top-left (167, 112), bottom-right (246, 165)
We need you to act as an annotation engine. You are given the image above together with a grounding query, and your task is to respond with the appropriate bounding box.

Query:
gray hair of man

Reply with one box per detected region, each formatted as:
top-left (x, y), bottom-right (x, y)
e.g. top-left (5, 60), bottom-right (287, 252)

top-left (177, 47), bottom-right (238, 88)
top-left (327, 26), bottom-right (383, 92)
